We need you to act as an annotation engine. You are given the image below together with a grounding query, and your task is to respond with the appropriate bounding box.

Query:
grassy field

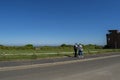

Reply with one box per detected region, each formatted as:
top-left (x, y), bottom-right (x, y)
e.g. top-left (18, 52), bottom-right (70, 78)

top-left (0, 48), bottom-right (120, 61)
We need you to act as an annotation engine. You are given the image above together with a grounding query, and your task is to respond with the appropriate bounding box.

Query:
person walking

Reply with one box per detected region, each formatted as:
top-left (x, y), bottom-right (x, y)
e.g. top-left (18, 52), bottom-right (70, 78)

top-left (77, 44), bottom-right (84, 58)
top-left (73, 43), bottom-right (78, 57)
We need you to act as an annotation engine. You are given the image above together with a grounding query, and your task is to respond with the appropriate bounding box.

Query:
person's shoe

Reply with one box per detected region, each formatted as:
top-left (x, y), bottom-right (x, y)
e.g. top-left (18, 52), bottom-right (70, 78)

top-left (81, 56), bottom-right (84, 58)
top-left (78, 55), bottom-right (80, 58)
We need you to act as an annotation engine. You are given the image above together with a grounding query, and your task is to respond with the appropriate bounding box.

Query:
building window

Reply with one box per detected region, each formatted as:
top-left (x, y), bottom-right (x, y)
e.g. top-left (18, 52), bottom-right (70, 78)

top-left (108, 38), bottom-right (110, 41)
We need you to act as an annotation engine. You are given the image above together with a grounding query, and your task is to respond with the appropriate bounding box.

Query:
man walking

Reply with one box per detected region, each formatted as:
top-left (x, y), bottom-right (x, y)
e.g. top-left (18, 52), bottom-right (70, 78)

top-left (73, 43), bottom-right (78, 57)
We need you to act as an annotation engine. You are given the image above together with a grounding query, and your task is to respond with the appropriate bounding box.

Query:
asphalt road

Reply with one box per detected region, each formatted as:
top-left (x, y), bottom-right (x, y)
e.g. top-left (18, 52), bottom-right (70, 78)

top-left (0, 55), bottom-right (120, 80)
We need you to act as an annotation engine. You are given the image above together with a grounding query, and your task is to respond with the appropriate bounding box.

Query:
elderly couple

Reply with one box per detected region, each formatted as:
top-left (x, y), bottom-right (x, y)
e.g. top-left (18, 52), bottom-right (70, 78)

top-left (74, 43), bottom-right (84, 58)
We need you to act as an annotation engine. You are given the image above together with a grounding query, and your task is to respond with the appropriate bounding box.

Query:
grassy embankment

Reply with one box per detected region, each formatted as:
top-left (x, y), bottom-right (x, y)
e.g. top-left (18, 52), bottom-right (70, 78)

top-left (0, 46), bottom-right (120, 61)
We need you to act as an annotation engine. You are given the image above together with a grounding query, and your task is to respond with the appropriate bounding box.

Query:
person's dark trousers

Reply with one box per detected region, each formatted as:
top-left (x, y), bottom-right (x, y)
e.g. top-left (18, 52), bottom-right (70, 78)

top-left (74, 49), bottom-right (77, 57)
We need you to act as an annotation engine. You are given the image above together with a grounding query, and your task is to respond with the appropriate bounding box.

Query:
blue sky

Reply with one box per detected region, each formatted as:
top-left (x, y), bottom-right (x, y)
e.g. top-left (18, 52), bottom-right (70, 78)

top-left (0, 0), bottom-right (120, 46)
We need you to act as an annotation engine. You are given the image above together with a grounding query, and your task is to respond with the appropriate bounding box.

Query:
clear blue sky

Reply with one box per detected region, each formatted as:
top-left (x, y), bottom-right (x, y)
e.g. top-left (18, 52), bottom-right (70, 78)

top-left (0, 0), bottom-right (120, 46)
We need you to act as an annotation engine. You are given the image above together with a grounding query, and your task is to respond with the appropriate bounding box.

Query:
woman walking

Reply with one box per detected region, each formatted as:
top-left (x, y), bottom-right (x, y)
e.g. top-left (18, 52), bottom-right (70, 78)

top-left (77, 44), bottom-right (84, 58)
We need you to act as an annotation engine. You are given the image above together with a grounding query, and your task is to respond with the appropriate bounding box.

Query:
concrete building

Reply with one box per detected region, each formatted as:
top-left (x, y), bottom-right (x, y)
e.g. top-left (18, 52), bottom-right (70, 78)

top-left (106, 30), bottom-right (120, 48)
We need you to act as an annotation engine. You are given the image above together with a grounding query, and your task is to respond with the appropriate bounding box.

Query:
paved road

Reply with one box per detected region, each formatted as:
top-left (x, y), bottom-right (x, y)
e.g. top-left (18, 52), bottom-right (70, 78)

top-left (0, 54), bottom-right (120, 80)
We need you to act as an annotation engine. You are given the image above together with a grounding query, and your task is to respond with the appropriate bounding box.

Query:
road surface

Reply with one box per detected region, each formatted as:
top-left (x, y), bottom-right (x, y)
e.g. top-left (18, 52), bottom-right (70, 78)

top-left (0, 55), bottom-right (120, 80)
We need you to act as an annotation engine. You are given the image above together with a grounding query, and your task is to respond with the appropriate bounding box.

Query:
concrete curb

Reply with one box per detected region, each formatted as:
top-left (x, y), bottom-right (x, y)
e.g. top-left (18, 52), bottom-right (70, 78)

top-left (0, 54), bottom-right (120, 72)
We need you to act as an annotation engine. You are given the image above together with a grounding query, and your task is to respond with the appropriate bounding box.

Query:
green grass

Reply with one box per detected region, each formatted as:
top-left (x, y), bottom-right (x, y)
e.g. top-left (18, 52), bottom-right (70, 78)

top-left (0, 53), bottom-right (70, 61)
top-left (0, 49), bottom-right (120, 61)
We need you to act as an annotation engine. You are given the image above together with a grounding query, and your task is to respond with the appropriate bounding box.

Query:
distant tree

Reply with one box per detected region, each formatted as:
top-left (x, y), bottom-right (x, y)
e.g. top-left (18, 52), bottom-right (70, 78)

top-left (24, 44), bottom-right (34, 49)
top-left (0, 44), bottom-right (4, 46)
top-left (103, 45), bottom-right (111, 49)
top-left (61, 44), bottom-right (67, 47)
top-left (0, 45), bottom-right (4, 49)
top-left (60, 44), bottom-right (73, 47)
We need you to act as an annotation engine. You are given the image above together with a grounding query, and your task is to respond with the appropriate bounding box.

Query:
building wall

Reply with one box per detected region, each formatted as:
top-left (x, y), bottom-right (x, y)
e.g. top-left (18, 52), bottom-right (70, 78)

top-left (117, 34), bottom-right (120, 48)
top-left (106, 30), bottom-right (120, 48)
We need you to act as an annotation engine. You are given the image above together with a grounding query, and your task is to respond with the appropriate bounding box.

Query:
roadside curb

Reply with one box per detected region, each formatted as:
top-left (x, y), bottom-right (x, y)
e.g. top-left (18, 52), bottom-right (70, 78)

top-left (0, 54), bottom-right (120, 72)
